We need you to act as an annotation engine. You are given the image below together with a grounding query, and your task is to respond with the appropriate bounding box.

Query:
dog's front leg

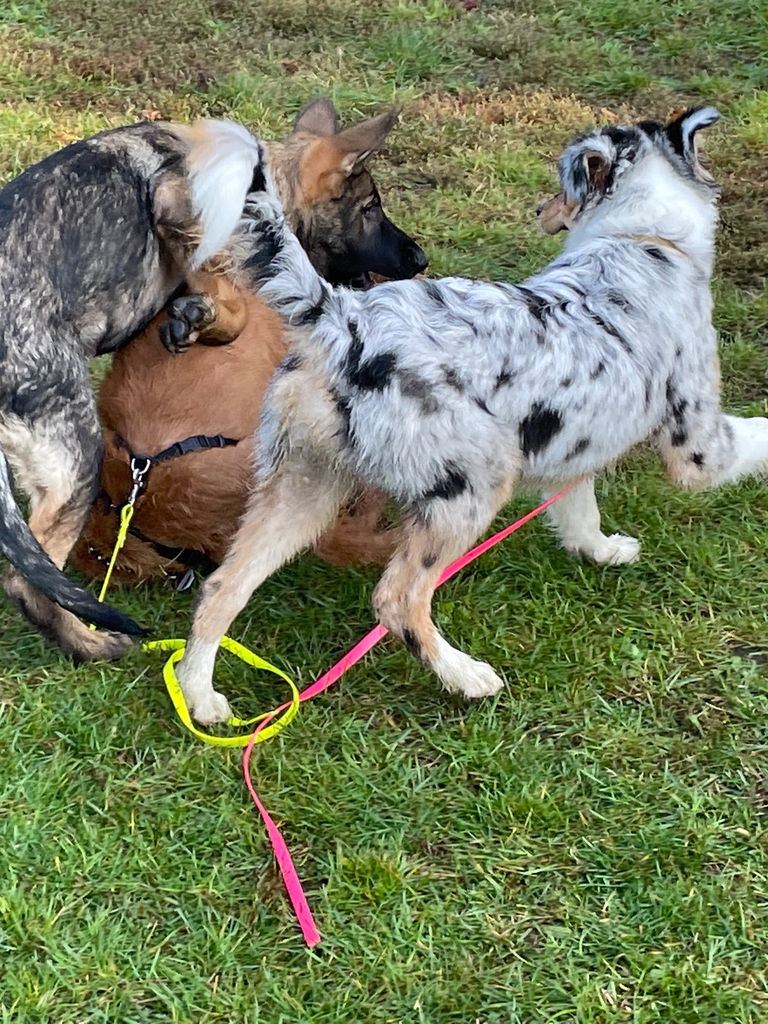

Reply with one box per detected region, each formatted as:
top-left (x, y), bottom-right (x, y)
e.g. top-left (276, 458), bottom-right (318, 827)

top-left (159, 273), bottom-right (248, 354)
top-left (542, 477), bottom-right (641, 566)
top-left (177, 458), bottom-right (350, 724)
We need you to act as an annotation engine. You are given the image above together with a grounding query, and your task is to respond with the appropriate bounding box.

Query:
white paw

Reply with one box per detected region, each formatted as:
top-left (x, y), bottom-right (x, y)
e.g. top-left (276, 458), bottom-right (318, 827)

top-left (188, 689), bottom-right (233, 726)
top-left (433, 638), bottom-right (504, 699)
top-left (577, 532), bottom-right (641, 566)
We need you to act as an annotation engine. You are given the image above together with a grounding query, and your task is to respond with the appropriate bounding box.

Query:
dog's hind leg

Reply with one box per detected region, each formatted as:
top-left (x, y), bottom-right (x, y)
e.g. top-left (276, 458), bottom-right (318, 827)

top-left (176, 459), bottom-right (352, 724)
top-left (372, 479), bottom-right (516, 700)
top-left (542, 477), bottom-right (641, 566)
top-left (3, 399), bottom-right (134, 661)
top-left (658, 377), bottom-right (768, 489)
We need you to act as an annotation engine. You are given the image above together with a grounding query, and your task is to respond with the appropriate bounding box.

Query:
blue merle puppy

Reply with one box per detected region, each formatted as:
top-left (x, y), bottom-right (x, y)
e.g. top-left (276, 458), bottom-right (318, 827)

top-left (0, 119), bottom-right (265, 661)
top-left (176, 107), bottom-right (768, 723)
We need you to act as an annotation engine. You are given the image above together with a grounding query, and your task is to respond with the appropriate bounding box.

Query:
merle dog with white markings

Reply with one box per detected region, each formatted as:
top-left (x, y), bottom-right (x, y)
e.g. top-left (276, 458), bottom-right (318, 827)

top-left (176, 107), bottom-right (768, 723)
top-left (0, 118), bottom-right (266, 660)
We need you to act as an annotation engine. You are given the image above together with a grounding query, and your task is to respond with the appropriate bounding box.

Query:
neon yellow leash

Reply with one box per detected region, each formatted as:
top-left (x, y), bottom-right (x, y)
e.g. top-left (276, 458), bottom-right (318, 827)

top-left (92, 456), bottom-right (300, 747)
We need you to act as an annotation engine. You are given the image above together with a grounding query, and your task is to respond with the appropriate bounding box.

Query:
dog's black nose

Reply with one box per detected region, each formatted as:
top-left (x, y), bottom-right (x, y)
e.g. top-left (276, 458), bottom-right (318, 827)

top-left (411, 246), bottom-right (429, 273)
top-left (536, 203), bottom-right (544, 216)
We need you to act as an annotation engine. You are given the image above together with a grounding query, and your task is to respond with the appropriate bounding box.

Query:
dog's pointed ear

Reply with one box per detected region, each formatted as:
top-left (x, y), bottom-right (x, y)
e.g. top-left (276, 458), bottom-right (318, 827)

top-left (665, 106), bottom-right (720, 163)
top-left (293, 97), bottom-right (340, 137)
top-left (559, 139), bottom-right (615, 205)
top-left (334, 110), bottom-right (398, 175)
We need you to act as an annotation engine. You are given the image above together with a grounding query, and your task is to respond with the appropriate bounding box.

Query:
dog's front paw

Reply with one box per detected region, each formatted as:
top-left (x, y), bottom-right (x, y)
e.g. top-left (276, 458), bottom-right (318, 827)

top-left (433, 638), bottom-right (505, 699)
top-left (570, 532), bottom-right (641, 566)
top-left (188, 689), bottom-right (233, 725)
top-left (160, 293), bottom-right (217, 354)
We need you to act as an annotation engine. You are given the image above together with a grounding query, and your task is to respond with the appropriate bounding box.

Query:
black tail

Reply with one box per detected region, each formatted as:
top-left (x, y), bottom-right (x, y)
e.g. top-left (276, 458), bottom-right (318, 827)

top-left (0, 452), bottom-right (145, 636)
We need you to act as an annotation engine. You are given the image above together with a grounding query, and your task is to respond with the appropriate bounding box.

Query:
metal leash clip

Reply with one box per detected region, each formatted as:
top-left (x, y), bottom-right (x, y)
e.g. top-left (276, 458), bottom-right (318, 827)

top-left (127, 456), bottom-right (152, 506)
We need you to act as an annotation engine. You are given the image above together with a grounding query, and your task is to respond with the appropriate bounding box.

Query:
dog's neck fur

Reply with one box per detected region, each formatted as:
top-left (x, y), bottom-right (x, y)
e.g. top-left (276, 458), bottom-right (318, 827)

top-left (564, 153), bottom-right (718, 278)
top-left (261, 138), bottom-right (308, 238)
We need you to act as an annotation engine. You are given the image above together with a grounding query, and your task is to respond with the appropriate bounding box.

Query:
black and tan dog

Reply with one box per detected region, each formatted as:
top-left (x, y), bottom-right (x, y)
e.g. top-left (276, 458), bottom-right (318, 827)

top-left (0, 117), bottom-right (265, 660)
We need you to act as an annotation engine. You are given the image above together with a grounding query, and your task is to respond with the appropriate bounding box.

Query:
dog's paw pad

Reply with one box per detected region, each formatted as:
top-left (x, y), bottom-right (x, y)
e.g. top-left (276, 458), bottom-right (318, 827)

top-left (160, 294), bottom-right (217, 354)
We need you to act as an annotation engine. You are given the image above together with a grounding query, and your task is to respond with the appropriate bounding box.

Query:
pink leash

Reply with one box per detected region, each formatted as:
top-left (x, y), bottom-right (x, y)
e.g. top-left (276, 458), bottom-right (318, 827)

top-left (242, 486), bottom-right (571, 947)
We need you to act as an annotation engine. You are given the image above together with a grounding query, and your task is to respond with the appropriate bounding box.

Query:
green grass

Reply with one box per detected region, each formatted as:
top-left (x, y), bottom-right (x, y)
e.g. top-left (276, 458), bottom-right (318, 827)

top-left (2, 1), bottom-right (768, 1021)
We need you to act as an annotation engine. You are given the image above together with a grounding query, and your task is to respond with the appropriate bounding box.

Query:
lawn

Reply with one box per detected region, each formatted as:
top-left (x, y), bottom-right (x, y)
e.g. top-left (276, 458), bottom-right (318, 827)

top-left (1, 1), bottom-right (768, 1021)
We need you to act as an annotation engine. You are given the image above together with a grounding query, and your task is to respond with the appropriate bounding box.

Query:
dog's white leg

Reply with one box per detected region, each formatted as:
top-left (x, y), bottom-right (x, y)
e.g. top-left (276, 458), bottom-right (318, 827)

top-left (709, 415), bottom-right (768, 484)
top-left (177, 461), bottom-right (349, 724)
top-left (542, 477), bottom-right (641, 566)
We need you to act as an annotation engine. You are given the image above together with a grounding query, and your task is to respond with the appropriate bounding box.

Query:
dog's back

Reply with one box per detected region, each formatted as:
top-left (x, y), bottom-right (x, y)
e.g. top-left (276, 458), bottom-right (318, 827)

top-left (0, 124), bottom-right (191, 360)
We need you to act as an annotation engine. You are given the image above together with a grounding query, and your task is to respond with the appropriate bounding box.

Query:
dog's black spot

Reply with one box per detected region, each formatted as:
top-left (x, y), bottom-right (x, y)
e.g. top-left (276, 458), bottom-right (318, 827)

top-left (566, 437), bottom-right (590, 460)
top-left (473, 395), bottom-right (493, 416)
top-left (694, 399), bottom-right (702, 414)
top-left (443, 367), bottom-right (464, 392)
top-left (560, 376), bottom-right (573, 388)
top-left (668, 384), bottom-right (689, 447)
top-left (403, 628), bottom-right (422, 658)
top-left (423, 280), bottom-right (446, 307)
top-left (422, 552), bottom-right (438, 569)
top-left (249, 158), bottom-right (267, 194)
top-left (399, 371), bottom-right (439, 413)
top-left (519, 403), bottom-right (563, 458)
top-left (644, 378), bottom-right (653, 410)
top-left (607, 290), bottom-right (633, 313)
top-left (279, 353), bottom-right (302, 373)
top-left (517, 286), bottom-right (549, 326)
top-left (331, 389), bottom-right (353, 444)
top-left (671, 428), bottom-right (688, 447)
top-left (590, 312), bottom-right (632, 353)
top-left (424, 463), bottom-right (469, 501)
top-left (344, 318), bottom-right (364, 372)
top-left (675, 346), bottom-right (682, 359)
top-left (495, 367), bottom-right (514, 390)
top-left (353, 351), bottom-right (398, 391)
top-left (691, 451), bottom-right (705, 467)
top-left (294, 293), bottom-right (326, 325)
top-left (590, 360), bottom-right (606, 380)
top-left (645, 246), bottom-right (670, 265)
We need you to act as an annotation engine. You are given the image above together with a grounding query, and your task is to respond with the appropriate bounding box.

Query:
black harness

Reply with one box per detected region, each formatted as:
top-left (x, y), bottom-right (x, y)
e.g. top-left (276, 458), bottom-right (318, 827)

top-left (94, 432), bottom-right (239, 592)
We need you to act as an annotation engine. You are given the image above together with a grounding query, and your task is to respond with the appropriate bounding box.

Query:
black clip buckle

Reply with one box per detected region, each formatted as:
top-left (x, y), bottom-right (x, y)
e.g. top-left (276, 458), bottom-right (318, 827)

top-left (127, 457), bottom-right (152, 506)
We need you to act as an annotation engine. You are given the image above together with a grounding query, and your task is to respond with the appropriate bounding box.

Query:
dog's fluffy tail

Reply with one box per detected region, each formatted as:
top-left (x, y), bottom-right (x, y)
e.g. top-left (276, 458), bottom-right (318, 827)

top-left (0, 450), bottom-right (145, 637)
top-left (185, 119), bottom-right (265, 269)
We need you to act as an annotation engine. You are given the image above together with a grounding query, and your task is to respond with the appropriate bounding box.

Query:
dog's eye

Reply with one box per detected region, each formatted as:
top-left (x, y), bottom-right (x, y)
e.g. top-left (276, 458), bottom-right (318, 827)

top-left (362, 199), bottom-right (380, 217)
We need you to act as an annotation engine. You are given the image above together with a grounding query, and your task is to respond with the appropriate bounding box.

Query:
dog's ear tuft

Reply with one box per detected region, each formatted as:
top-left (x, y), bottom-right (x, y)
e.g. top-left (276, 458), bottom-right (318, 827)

top-left (665, 106), bottom-right (720, 162)
top-left (335, 110), bottom-right (399, 175)
top-left (293, 97), bottom-right (340, 137)
top-left (559, 137), bottom-right (615, 206)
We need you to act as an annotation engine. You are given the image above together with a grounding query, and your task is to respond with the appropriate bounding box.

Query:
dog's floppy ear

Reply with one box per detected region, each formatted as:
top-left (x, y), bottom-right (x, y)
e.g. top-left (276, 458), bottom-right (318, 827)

top-left (293, 97), bottom-right (340, 137)
top-left (665, 106), bottom-right (720, 164)
top-left (334, 110), bottom-right (398, 175)
top-left (558, 136), bottom-right (616, 206)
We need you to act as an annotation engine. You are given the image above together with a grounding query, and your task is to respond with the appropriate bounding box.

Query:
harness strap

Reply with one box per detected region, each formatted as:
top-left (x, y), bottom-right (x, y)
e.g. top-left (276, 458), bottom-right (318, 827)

top-left (95, 432), bottom-right (239, 583)
top-left (131, 433), bottom-right (239, 465)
